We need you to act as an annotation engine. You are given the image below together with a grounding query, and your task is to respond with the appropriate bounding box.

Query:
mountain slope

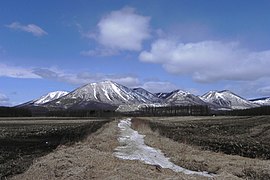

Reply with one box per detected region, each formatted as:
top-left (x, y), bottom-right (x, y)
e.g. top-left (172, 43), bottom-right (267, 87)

top-left (133, 88), bottom-right (161, 103)
top-left (165, 90), bottom-right (207, 106)
top-left (34, 91), bottom-right (69, 105)
top-left (200, 90), bottom-right (258, 109)
top-left (18, 91), bottom-right (69, 107)
top-left (155, 92), bottom-right (174, 99)
top-left (250, 97), bottom-right (270, 106)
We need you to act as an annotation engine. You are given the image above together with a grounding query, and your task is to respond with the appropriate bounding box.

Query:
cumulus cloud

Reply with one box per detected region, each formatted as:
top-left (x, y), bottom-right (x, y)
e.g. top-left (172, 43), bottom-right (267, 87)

top-left (141, 81), bottom-right (178, 93)
top-left (83, 7), bottom-right (150, 56)
top-left (6, 22), bottom-right (48, 36)
top-left (0, 64), bottom-right (41, 79)
top-left (139, 39), bottom-right (270, 83)
top-left (0, 93), bottom-right (10, 106)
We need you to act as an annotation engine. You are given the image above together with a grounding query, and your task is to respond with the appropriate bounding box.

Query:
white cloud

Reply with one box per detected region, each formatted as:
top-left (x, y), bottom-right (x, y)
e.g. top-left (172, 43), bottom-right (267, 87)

top-left (84, 7), bottom-right (150, 56)
top-left (0, 93), bottom-right (10, 106)
top-left (140, 39), bottom-right (270, 83)
top-left (142, 81), bottom-right (178, 93)
top-left (0, 64), bottom-right (41, 79)
top-left (80, 48), bottom-right (118, 57)
top-left (6, 22), bottom-right (48, 36)
top-left (110, 76), bottom-right (140, 87)
top-left (257, 86), bottom-right (270, 96)
top-left (32, 68), bottom-right (140, 87)
top-left (0, 63), bottom-right (139, 87)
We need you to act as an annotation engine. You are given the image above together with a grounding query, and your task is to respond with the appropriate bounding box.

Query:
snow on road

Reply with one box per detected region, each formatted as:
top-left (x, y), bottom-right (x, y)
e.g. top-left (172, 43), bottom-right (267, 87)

top-left (114, 118), bottom-right (215, 177)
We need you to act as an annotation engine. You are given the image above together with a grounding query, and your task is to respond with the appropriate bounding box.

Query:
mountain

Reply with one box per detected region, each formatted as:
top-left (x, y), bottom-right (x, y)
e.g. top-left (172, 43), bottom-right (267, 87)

top-left (16, 91), bottom-right (69, 115)
top-left (133, 88), bottom-right (161, 103)
top-left (200, 90), bottom-right (258, 110)
top-left (250, 97), bottom-right (270, 106)
top-left (165, 90), bottom-right (207, 106)
top-left (44, 81), bottom-right (153, 110)
top-left (18, 91), bottom-right (69, 107)
top-left (17, 81), bottom-right (267, 113)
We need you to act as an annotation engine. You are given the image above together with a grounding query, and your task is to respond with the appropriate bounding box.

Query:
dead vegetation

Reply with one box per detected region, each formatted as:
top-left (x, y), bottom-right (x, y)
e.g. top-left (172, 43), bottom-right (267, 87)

top-left (141, 116), bottom-right (270, 159)
top-left (11, 120), bottom-right (205, 180)
top-left (0, 118), bottom-right (109, 179)
top-left (6, 116), bottom-right (270, 179)
top-left (132, 117), bottom-right (270, 179)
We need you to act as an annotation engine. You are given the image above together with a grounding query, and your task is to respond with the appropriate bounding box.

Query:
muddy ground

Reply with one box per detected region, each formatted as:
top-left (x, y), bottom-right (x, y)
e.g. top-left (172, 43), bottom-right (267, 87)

top-left (0, 117), bottom-right (109, 179)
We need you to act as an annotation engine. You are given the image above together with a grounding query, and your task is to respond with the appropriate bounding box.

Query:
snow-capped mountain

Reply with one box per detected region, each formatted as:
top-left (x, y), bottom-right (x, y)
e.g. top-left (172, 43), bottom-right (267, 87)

top-left (165, 90), bottom-right (207, 106)
top-left (250, 97), bottom-right (270, 106)
top-left (18, 80), bottom-right (267, 112)
top-left (18, 91), bottom-right (69, 107)
top-left (44, 81), bottom-right (153, 110)
top-left (200, 90), bottom-right (258, 110)
top-left (133, 88), bottom-right (161, 103)
top-left (34, 91), bottom-right (69, 105)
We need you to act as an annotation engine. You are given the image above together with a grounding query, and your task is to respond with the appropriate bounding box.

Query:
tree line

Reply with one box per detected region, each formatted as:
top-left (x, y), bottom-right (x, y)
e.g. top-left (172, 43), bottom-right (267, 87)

top-left (47, 109), bottom-right (120, 117)
top-left (227, 106), bottom-right (270, 116)
top-left (1, 105), bottom-right (270, 117)
top-left (0, 107), bottom-right (32, 117)
top-left (137, 105), bottom-right (210, 116)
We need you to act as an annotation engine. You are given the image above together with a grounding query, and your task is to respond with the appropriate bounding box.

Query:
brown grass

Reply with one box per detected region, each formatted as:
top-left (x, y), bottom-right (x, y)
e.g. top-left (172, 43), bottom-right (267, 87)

top-left (11, 120), bottom-right (205, 180)
top-left (132, 117), bottom-right (270, 179)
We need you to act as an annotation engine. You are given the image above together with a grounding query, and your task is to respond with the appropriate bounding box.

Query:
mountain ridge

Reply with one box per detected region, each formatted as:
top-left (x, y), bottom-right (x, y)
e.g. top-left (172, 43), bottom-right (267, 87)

top-left (17, 80), bottom-right (267, 112)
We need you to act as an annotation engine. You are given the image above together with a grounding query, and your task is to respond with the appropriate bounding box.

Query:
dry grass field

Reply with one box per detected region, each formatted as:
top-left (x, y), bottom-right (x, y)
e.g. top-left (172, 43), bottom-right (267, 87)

top-left (0, 117), bottom-right (109, 178)
top-left (132, 116), bottom-right (270, 179)
top-left (139, 116), bottom-right (270, 159)
top-left (1, 116), bottom-right (270, 179)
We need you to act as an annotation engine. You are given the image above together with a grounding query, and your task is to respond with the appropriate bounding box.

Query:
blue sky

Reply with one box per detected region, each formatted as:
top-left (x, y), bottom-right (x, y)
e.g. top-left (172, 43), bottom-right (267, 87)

top-left (1, 0), bottom-right (270, 106)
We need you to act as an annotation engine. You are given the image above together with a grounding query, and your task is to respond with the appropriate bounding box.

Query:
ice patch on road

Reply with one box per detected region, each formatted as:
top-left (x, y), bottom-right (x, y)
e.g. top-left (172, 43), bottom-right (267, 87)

top-left (114, 118), bottom-right (215, 177)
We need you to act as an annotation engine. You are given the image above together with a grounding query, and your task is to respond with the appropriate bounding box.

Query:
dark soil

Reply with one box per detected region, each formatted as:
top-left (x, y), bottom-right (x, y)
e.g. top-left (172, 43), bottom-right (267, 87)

top-left (142, 116), bottom-right (270, 160)
top-left (0, 118), bottom-right (109, 179)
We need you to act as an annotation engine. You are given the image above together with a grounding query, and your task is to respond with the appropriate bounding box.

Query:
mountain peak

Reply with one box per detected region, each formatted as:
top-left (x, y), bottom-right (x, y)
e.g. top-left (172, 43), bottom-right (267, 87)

top-left (201, 90), bottom-right (257, 109)
top-left (100, 80), bottom-right (117, 85)
top-left (174, 89), bottom-right (190, 94)
top-left (84, 80), bottom-right (119, 87)
top-left (43, 80), bottom-right (153, 110)
top-left (165, 89), bottom-right (205, 106)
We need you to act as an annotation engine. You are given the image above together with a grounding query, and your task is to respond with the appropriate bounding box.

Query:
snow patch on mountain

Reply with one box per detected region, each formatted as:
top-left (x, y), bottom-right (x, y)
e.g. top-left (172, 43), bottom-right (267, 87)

top-left (155, 92), bottom-right (173, 99)
top-left (250, 97), bottom-right (270, 106)
top-left (34, 91), bottom-right (69, 105)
